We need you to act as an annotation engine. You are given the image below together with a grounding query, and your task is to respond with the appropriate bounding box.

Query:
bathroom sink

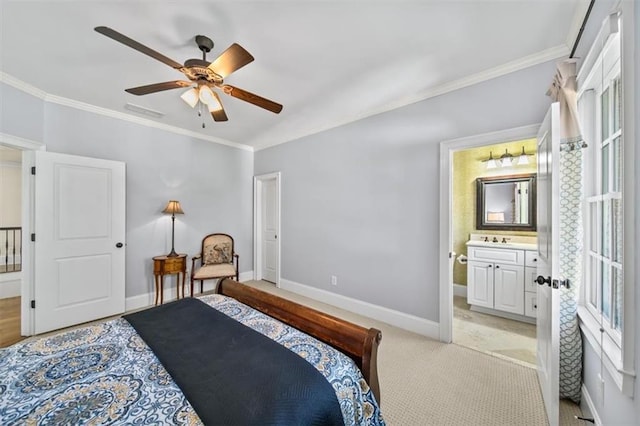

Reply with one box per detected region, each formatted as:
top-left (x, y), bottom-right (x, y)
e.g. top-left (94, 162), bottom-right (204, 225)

top-left (465, 240), bottom-right (537, 251)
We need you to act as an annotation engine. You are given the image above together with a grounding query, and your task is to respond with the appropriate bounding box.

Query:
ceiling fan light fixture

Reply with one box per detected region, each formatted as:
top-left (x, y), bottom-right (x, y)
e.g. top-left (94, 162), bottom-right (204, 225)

top-left (180, 88), bottom-right (199, 108)
top-left (198, 85), bottom-right (216, 106)
top-left (208, 101), bottom-right (223, 113)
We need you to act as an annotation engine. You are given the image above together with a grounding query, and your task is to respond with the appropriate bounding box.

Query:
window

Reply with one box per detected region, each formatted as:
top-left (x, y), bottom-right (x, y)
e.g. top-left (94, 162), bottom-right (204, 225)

top-left (577, 10), bottom-right (635, 396)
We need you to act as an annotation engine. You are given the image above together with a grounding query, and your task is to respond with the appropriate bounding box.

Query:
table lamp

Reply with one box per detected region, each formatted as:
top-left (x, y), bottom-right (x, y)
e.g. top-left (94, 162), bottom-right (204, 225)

top-left (162, 200), bottom-right (184, 257)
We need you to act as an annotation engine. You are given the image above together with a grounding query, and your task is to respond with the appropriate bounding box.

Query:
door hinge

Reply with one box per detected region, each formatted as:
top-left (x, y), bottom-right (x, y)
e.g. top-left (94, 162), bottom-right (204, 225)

top-left (31, 166), bottom-right (36, 175)
top-left (31, 233), bottom-right (36, 242)
top-left (30, 300), bottom-right (36, 309)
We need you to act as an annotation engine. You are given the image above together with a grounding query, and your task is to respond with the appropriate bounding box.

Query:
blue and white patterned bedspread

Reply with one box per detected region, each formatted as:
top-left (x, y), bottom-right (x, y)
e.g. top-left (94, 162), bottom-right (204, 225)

top-left (0, 294), bottom-right (384, 425)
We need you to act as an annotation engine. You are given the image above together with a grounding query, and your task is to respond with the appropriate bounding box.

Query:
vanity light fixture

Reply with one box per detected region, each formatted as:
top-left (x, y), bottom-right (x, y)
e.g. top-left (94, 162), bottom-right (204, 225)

top-left (483, 146), bottom-right (533, 169)
top-left (499, 149), bottom-right (513, 167)
top-left (484, 151), bottom-right (498, 169)
top-left (517, 146), bottom-right (531, 165)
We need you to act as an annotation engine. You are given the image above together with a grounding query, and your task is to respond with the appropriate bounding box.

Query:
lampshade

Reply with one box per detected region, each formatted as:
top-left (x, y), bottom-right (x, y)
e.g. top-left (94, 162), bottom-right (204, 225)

top-left (198, 85), bottom-right (216, 106)
top-left (517, 146), bottom-right (530, 165)
top-left (499, 149), bottom-right (513, 167)
top-left (180, 88), bottom-right (199, 108)
top-left (162, 200), bottom-right (184, 215)
top-left (207, 95), bottom-right (224, 113)
top-left (485, 151), bottom-right (497, 169)
top-left (486, 211), bottom-right (505, 222)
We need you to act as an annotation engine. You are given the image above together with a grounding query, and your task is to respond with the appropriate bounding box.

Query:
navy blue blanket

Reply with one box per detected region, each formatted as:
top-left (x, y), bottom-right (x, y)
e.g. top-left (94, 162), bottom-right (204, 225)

top-left (124, 298), bottom-right (343, 425)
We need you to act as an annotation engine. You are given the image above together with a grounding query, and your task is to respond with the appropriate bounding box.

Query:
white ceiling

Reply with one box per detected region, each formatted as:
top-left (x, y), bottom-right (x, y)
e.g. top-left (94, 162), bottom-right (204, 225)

top-left (1, 0), bottom-right (588, 150)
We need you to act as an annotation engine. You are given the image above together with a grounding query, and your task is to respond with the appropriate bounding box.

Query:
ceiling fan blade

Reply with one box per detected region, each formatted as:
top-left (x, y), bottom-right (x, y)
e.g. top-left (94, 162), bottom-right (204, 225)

top-left (207, 43), bottom-right (254, 78)
top-left (209, 92), bottom-right (228, 122)
top-left (221, 85), bottom-right (283, 114)
top-left (95, 26), bottom-right (184, 70)
top-left (125, 81), bottom-right (192, 96)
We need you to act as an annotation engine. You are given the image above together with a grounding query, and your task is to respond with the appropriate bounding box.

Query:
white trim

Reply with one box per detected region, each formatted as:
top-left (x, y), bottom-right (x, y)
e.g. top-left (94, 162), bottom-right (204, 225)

top-left (1, 73), bottom-right (253, 152)
top-left (581, 384), bottom-right (602, 426)
top-left (453, 283), bottom-right (467, 297)
top-left (0, 132), bottom-right (45, 151)
top-left (578, 306), bottom-right (636, 396)
top-left (0, 72), bottom-right (47, 99)
top-left (470, 305), bottom-right (536, 325)
top-left (280, 278), bottom-right (439, 339)
top-left (439, 124), bottom-right (540, 343)
top-left (253, 47), bottom-right (567, 151)
top-left (253, 172), bottom-right (281, 287)
top-left (0, 273), bottom-right (21, 298)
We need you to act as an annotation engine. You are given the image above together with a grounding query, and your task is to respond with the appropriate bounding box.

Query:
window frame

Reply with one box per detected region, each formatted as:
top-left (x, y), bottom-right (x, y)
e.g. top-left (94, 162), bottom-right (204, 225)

top-left (576, 9), bottom-right (635, 397)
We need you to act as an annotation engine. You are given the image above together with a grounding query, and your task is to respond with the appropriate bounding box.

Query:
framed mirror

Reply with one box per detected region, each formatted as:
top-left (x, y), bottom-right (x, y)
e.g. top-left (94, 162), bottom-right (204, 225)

top-left (476, 173), bottom-right (536, 231)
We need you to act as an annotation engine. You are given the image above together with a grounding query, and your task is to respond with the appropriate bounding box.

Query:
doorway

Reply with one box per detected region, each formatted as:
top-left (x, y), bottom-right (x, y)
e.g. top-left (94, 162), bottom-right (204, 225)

top-left (0, 134), bottom-right (44, 342)
top-left (450, 139), bottom-right (538, 366)
top-left (438, 124), bottom-right (539, 348)
top-left (253, 172), bottom-right (281, 286)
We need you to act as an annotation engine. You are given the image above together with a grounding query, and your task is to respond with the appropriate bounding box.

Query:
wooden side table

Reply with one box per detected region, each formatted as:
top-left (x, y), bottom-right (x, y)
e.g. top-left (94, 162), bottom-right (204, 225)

top-left (153, 254), bottom-right (187, 305)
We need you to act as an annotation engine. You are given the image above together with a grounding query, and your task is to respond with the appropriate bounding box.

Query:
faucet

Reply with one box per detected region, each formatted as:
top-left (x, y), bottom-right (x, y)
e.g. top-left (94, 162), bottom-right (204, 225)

top-left (492, 236), bottom-right (498, 243)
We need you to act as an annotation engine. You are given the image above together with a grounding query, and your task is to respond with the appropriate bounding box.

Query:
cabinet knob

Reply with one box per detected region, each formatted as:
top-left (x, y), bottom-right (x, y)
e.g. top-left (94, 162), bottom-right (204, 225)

top-left (495, 265), bottom-right (500, 269)
top-left (116, 242), bottom-right (124, 248)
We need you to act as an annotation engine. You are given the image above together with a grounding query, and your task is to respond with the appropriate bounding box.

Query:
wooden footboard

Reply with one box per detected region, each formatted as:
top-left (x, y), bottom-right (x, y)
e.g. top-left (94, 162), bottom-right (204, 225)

top-left (216, 278), bottom-right (382, 403)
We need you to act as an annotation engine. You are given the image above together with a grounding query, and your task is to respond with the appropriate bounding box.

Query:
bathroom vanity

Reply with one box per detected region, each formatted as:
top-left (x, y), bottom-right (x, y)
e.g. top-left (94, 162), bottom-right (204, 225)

top-left (466, 235), bottom-right (537, 323)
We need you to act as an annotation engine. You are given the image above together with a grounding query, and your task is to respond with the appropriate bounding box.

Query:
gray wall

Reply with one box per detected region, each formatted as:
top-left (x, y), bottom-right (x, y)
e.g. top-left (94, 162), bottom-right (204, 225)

top-left (255, 59), bottom-right (556, 319)
top-left (1, 83), bottom-right (254, 299)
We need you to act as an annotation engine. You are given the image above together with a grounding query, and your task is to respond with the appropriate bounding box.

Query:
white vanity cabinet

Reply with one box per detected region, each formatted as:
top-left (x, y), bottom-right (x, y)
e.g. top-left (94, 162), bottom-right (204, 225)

top-left (524, 250), bottom-right (538, 318)
top-left (467, 245), bottom-right (528, 316)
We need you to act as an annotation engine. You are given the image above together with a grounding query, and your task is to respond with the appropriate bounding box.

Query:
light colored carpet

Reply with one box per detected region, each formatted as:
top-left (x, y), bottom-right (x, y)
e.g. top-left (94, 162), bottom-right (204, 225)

top-left (243, 280), bottom-right (556, 425)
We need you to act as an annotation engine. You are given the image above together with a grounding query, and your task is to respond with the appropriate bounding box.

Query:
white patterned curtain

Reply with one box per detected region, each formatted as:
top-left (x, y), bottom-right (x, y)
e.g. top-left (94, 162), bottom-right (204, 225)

top-left (547, 60), bottom-right (584, 404)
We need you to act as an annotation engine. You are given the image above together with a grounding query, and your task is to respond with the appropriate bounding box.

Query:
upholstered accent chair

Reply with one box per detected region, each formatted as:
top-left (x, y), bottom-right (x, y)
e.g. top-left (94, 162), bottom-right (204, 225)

top-left (190, 233), bottom-right (239, 296)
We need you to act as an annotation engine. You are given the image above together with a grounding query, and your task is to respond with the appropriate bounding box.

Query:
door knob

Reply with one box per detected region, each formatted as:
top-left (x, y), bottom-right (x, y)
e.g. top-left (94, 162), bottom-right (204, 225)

top-left (116, 242), bottom-right (124, 248)
top-left (536, 275), bottom-right (551, 286)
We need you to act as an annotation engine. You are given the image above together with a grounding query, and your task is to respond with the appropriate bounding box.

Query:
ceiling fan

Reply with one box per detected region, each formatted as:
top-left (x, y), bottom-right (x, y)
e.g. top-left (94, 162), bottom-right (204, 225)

top-left (94, 26), bottom-right (283, 124)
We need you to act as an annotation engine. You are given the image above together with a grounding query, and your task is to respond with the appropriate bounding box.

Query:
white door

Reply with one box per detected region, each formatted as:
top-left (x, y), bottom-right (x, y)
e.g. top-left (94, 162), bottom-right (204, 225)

top-left (33, 151), bottom-right (126, 334)
top-left (493, 264), bottom-right (524, 315)
top-left (467, 261), bottom-right (493, 308)
top-left (536, 102), bottom-right (561, 426)
top-left (254, 172), bottom-right (280, 285)
top-left (261, 178), bottom-right (278, 283)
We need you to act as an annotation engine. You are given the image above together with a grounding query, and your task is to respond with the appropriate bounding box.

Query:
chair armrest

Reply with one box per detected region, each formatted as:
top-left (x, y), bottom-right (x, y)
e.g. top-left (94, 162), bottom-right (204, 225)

top-left (191, 254), bottom-right (201, 271)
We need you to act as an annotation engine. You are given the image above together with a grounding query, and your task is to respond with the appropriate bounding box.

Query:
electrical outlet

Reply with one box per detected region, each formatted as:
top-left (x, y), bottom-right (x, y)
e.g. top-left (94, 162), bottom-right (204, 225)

top-left (331, 275), bottom-right (338, 286)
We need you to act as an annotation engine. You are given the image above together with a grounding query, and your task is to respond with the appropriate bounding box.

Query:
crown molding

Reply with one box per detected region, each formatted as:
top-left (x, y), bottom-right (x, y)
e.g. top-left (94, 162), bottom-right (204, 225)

top-left (0, 73), bottom-right (253, 152)
top-left (253, 44), bottom-right (570, 151)
top-left (0, 72), bottom-right (47, 99)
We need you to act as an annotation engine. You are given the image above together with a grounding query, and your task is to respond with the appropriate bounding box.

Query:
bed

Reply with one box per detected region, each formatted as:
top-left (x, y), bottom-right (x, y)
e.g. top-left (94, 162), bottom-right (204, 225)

top-left (0, 278), bottom-right (384, 425)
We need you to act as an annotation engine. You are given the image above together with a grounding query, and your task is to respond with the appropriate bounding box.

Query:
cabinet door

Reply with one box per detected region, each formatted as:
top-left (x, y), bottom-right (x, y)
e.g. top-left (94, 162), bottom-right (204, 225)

top-left (467, 261), bottom-right (494, 308)
top-left (493, 264), bottom-right (525, 315)
top-left (525, 266), bottom-right (537, 293)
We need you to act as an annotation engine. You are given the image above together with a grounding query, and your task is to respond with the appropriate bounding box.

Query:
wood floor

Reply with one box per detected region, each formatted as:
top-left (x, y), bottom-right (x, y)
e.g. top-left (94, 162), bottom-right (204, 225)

top-left (0, 296), bottom-right (24, 347)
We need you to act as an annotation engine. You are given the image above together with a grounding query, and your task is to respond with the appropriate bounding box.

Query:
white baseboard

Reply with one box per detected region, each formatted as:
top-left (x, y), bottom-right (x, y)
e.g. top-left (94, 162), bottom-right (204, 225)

top-left (470, 305), bottom-right (536, 324)
top-left (125, 270), bottom-right (254, 312)
top-left (0, 273), bottom-right (21, 298)
top-left (280, 278), bottom-right (440, 339)
top-left (580, 384), bottom-right (601, 425)
top-left (453, 283), bottom-right (467, 297)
